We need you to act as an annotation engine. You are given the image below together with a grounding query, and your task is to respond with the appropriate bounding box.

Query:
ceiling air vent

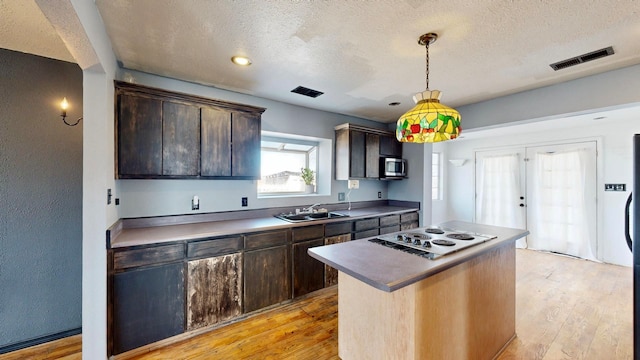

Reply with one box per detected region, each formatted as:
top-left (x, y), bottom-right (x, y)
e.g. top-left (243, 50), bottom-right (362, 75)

top-left (291, 86), bottom-right (324, 98)
top-left (550, 46), bottom-right (614, 71)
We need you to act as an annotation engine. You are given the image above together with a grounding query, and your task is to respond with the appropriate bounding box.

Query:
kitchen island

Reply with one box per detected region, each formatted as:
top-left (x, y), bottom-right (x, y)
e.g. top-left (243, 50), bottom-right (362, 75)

top-left (308, 221), bottom-right (528, 360)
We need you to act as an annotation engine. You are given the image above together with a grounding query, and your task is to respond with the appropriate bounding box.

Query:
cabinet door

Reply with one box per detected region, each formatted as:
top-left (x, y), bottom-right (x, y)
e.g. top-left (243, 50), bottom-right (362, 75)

top-left (162, 101), bottom-right (200, 176)
top-left (187, 253), bottom-right (242, 331)
top-left (244, 245), bottom-right (290, 313)
top-left (349, 130), bottom-right (366, 178)
top-left (117, 94), bottom-right (162, 176)
top-left (201, 107), bottom-right (231, 176)
top-left (113, 262), bottom-right (185, 354)
top-left (293, 238), bottom-right (325, 297)
top-left (324, 234), bottom-right (351, 287)
top-left (380, 134), bottom-right (402, 157)
top-left (366, 133), bottom-right (380, 178)
top-left (231, 112), bottom-right (261, 178)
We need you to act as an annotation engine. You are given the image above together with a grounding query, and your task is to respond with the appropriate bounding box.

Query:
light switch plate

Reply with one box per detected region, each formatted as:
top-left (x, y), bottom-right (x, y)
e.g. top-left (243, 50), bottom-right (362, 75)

top-left (348, 180), bottom-right (359, 189)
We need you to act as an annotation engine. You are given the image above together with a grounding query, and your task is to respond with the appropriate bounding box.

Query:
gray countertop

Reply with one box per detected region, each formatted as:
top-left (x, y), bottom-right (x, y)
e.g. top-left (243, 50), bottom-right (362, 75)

top-left (110, 205), bottom-right (418, 248)
top-left (308, 220), bottom-right (529, 292)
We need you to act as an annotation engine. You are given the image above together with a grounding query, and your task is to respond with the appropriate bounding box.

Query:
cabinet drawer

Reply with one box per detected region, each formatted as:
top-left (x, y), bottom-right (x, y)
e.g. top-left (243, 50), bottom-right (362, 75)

top-left (379, 214), bottom-right (400, 227)
top-left (245, 230), bottom-right (289, 250)
top-left (379, 225), bottom-right (400, 235)
top-left (401, 212), bottom-right (419, 223)
top-left (353, 228), bottom-right (379, 240)
top-left (354, 218), bottom-right (379, 231)
top-left (114, 244), bottom-right (184, 270)
top-left (292, 225), bottom-right (324, 242)
top-left (187, 236), bottom-right (243, 259)
top-left (325, 221), bottom-right (353, 237)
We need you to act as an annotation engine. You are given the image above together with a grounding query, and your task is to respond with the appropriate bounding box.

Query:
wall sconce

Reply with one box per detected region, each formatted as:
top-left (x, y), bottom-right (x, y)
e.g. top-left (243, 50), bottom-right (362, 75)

top-left (449, 159), bottom-right (467, 167)
top-left (60, 97), bottom-right (82, 126)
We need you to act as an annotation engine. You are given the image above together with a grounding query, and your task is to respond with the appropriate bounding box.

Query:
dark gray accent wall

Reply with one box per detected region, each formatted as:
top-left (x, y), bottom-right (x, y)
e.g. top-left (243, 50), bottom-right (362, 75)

top-left (0, 49), bottom-right (83, 347)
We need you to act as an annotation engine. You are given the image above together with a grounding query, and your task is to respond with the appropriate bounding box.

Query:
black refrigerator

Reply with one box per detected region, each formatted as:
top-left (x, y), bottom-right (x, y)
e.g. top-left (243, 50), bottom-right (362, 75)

top-left (625, 134), bottom-right (640, 359)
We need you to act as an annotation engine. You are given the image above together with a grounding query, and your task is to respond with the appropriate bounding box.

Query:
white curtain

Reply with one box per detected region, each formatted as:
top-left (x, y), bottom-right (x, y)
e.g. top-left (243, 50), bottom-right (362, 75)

top-left (527, 148), bottom-right (596, 260)
top-left (476, 154), bottom-right (526, 247)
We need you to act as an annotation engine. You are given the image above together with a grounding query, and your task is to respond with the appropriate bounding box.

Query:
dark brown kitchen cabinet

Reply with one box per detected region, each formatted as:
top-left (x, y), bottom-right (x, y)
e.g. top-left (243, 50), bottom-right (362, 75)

top-left (292, 225), bottom-right (325, 297)
top-left (112, 262), bottom-right (185, 354)
top-left (201, 107), bottom-right (231, 176)
top-left (243, 230), bottom-right (291, 313)
top-left (324, 233), bottom-right (351, 287)
top-left (335, 127), bottom-right (366, 179)
top-left (231, 112), bottom-right (261, 178)
top-left (400, 211), bottom-right (420, 230)
top-left (379, 214), bottom-right (401, 235)
top-left (117, 93), bottom-right (163, 176)
top-left (186, 253), bottom-right (243, 331)
top-left (162, 101), bottom-right (200, 176)
top-left (115, 81), bottom-right (264, 179)
top-left (335, 123), bottom-right (401, 180)
top-left (200, 108), bottom-right (261, 178)
top-left (380, 134), bottom-right (402, 157)
top-left (292, 239), bottom-right (325, 297)
top-left (353, 217), bottom-right (380, 239)
top-left (365, 133), bottom-right (380, 178)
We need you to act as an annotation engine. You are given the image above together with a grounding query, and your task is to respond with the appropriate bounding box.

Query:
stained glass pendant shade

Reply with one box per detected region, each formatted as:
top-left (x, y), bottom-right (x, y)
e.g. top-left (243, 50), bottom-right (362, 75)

top-left (396, 33), bottom-right (461, 143)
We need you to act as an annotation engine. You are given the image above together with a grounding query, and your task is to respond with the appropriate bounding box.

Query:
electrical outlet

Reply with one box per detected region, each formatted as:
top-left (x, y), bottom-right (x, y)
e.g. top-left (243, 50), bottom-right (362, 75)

top-left (348, 180), bottom-right (359, 189)
top-left (192, 195), bottom-right (199, 210)
top-left (242, 197), bottom-right (248, 207)
top-left (107, 189), bottom-right (112, 205)
top-left (378, 191), bottom-right (382, 199)
top-left (338, 192), bottom-right (345, 201)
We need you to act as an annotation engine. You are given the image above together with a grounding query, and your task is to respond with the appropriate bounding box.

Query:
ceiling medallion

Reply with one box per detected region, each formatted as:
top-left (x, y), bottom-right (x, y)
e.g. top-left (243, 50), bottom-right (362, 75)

top-left (396, 33), bottom-right (461, 143)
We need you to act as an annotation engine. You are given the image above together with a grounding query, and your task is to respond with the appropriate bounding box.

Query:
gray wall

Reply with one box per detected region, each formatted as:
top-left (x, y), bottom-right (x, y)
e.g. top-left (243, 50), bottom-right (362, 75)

top-left (0, 49), bottom-right (83, 347)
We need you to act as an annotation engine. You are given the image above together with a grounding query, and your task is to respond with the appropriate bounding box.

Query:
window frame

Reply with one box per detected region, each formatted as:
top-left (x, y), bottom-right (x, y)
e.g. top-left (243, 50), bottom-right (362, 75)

top-left (258, 135), bottom-right (320, 197)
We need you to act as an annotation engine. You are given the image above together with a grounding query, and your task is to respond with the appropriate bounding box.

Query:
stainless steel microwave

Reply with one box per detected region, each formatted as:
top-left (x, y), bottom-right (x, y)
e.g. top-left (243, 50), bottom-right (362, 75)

top-left (380, 157), bottom-right (407, 178)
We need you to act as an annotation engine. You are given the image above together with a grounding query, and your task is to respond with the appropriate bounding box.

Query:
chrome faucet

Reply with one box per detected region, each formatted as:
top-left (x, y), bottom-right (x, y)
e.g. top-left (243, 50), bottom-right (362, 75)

top-left (303, 203), bottom-right (321, 213)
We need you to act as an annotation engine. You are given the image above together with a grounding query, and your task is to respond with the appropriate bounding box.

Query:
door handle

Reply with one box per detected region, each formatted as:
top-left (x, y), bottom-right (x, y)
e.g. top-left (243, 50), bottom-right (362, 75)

top-left (625, 192), bottom-right (632, 252)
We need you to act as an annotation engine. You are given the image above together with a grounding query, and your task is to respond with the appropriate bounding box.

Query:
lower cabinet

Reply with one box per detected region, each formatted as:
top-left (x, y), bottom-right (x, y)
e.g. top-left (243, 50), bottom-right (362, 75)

top-left (292, 238), bottom-right (325, 297)
top-left (186, 253), bottom-right (243, 331)
top-left (324, 234), bottom-right (351, 287)
top-left (112, 262), bottom-right (185, 354)
top-left (400, 211), bottom-right (420, 230)
top-left (244, 243), bottom-right (291, 313)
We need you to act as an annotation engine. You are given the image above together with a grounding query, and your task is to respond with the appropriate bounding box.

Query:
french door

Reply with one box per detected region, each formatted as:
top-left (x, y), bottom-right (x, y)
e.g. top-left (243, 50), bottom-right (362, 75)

top-left (475, 141), bottom-right (598, 260)
top-left (475, 149), bottom-right (527, 248)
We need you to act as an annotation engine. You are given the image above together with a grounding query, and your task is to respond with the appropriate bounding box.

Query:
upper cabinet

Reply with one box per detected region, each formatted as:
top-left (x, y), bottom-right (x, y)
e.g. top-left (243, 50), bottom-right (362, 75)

top-left (335, 123), bottom-right (402, 180)
top-left (115, 81), bottom-right (265, 179)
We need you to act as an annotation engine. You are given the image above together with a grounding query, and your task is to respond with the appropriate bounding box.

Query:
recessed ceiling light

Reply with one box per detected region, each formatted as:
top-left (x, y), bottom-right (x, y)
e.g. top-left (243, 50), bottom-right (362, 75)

top-left (231, 56), bottom-right (252, 66)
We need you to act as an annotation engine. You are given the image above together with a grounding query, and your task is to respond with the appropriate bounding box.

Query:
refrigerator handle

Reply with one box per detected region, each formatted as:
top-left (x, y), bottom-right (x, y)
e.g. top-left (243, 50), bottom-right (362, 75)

top-left (625, 192), bottom-right (633, 252)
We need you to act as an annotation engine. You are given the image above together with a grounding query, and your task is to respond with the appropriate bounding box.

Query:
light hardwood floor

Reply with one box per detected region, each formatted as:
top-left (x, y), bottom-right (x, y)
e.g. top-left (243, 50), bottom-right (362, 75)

top-left (1, 249), bottom-right (632, 360)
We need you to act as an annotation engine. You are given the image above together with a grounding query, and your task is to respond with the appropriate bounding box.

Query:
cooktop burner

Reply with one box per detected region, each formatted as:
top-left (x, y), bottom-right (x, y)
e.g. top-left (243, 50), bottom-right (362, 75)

top-left (425, 228), bottom-right (445, 234)
top-left (446, 233), bottom-right (475, 241)
top-left (432, 239), bottom-right (456, 246)
top-left (372, 226), bottom-right (497, 260)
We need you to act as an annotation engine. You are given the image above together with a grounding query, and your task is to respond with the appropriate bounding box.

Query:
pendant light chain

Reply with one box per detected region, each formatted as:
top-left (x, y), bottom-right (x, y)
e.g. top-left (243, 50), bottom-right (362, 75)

top-left (425, 41), bottom-right (430, 90)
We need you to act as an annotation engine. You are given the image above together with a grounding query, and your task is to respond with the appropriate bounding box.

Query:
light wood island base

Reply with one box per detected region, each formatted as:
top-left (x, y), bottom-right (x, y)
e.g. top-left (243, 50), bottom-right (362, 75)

top-left (338, 243), bottom-right (516, 360)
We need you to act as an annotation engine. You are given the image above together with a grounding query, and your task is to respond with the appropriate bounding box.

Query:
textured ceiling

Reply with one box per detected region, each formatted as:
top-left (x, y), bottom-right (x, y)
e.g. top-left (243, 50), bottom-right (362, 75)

top-left (0, 0), bottom-right (74, 63)
top-left (4, 1), bottom-right (640, 124)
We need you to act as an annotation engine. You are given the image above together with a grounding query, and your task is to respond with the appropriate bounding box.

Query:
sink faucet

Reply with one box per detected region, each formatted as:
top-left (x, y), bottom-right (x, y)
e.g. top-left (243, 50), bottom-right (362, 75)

top-left (303, 203), bottom-right (321, 213)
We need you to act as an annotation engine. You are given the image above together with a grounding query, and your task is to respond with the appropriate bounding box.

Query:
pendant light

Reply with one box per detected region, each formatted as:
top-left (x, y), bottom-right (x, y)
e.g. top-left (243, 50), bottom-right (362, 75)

top-left (396, 33), bottom-right (461, 143)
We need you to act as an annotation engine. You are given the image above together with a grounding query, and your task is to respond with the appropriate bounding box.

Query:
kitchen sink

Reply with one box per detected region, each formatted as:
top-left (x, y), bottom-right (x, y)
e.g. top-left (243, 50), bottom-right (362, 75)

top-left (275, 211), bottom-right (349, 223)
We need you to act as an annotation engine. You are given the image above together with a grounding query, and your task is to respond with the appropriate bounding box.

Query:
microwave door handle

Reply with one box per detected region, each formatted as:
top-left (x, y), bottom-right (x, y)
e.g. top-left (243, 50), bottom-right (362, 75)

top-left (625, 192), bottom-right (632, 252)
top-left (401, 161), bottom-right (406, 176)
